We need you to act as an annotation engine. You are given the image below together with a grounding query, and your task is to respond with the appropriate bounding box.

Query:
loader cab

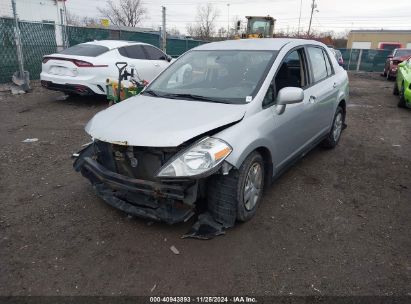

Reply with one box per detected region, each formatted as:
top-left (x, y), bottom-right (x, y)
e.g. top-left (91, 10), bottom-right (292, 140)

top-left (244, 16), bottom-right (276, 38)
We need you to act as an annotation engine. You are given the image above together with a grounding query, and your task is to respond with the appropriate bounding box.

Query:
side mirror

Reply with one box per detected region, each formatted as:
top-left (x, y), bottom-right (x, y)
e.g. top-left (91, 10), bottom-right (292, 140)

top-left (166, 55), bottom-right (172, 62)
top-left (276, 87), bottom-right (304, 105)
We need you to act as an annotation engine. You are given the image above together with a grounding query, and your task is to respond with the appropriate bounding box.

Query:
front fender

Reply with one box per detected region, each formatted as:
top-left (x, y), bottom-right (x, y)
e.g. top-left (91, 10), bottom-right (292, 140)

top-left (213, 109), bottom-right (275, 170)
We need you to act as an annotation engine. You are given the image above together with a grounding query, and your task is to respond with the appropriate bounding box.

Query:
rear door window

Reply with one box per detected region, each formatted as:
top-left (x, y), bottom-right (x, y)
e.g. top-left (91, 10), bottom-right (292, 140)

top-left (59, 44), bottom-right (109, 57)
top-left (307, 47), bottom-right (328, 83)
top-left (142, 45), bottom-right (167, 60)
top-left (119, 45), bottom-right (147, 59)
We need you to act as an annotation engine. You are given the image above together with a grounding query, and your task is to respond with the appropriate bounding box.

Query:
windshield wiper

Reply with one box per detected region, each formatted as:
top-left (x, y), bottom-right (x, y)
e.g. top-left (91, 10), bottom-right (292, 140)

top-left (161, 93), bottom-right (230, 103)
top-left (142, 89), bottom-right (161, 97)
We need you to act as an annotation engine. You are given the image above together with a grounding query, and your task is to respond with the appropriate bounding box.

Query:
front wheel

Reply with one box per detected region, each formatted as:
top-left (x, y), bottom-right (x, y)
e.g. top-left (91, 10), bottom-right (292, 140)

top-left (321, 106), bottom-right (344, 149)
top-left (207, 151), bottom-right (265, 224)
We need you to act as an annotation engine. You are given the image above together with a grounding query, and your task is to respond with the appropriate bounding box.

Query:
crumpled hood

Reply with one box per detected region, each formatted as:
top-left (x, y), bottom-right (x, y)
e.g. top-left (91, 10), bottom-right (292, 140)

top-left (85, 95), bottom-right (246, 147)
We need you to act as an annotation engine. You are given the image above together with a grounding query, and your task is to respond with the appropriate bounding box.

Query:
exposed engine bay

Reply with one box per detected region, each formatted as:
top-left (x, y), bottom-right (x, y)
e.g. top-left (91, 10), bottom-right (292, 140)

top-left (73, 140), bottom-right (236, 239)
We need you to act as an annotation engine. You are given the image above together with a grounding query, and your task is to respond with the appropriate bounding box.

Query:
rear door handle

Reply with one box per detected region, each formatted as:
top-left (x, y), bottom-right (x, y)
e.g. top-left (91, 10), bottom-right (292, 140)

top-left (154, 63), bottom-right (160, 67)
top-left (333, 82), bottom-right (338, 88)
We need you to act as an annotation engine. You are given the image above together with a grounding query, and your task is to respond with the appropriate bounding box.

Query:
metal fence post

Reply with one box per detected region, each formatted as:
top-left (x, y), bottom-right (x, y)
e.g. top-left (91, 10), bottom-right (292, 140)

top-left (11, 0), bottom-right (30, 90)
top-left (356, 49), bottom-right (363, 72)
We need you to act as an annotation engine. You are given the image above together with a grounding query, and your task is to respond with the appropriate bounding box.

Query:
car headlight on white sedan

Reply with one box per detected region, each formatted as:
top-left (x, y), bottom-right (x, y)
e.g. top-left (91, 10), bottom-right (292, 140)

top-left (157, 137), bottom-right (232, 178)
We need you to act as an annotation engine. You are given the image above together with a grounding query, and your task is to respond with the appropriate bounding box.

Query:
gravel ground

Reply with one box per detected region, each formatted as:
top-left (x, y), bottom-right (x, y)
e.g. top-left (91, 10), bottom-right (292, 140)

top-left (0, 73), bottom-right (410, 296)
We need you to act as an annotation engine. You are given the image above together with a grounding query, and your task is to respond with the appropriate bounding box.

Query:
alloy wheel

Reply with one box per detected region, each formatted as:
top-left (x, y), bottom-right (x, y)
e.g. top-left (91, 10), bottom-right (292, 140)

top-left (333, 112), bottom-right (343, 142)
top-left (243, 162), bottom-right (263, 211)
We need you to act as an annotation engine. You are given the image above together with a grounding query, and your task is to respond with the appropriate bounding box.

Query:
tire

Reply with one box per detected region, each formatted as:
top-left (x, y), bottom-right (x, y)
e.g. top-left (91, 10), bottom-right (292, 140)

top-left (393, 81), bottom-right (399, 96)
top-left (398, 82), bottom-right (406, 108)
top-left (321, 106), bottom-right (344, 149)
top-left (207, 151), bottom-right (265, 224)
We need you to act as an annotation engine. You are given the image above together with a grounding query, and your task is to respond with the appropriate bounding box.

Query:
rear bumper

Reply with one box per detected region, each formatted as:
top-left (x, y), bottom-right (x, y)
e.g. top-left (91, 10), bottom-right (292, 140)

top-left (41, 80), bottom-right (97, 96)
top-left (388, 67), bottom-right (398, 78)
top-left (40, 72), bottom-right (106, 95)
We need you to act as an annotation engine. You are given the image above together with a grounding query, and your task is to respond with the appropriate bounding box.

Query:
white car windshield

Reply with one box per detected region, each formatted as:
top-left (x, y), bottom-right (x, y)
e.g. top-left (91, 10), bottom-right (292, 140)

top-left (144, 50), bottom-right (278, 104)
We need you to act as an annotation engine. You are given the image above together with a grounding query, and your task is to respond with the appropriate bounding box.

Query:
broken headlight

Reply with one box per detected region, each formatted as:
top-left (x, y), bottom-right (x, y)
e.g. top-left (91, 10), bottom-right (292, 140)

top-left (157, 137), bottom-right (232, 178)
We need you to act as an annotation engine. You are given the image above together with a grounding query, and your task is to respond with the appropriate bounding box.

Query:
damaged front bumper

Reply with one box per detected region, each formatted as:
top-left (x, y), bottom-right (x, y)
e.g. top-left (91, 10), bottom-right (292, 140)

top-left (73, 143), bottom-right (197, 224)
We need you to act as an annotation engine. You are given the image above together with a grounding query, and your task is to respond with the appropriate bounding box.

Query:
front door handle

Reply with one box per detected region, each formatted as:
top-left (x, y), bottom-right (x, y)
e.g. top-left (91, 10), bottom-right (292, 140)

top-left (154, 63), bottom-right (160, 67)
top-left (333, 82), bottom-right (338, 88)
top-left (309, 95), bottom-right (317, 103)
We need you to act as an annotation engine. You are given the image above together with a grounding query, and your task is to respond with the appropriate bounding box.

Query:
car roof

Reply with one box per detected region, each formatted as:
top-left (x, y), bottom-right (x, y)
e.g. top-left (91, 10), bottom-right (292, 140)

top-left (194, 38), bottom-right (323, 51)
top-left (81, 40), bottom-right (148, 49)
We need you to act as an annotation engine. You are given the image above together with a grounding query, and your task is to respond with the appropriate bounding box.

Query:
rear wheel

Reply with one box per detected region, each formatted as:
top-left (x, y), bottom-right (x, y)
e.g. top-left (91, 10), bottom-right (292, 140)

top-left (207, 151), bottom-right (265, 224)
top-left (321, 106), bottom-right (344, 149)
top-left (398, 82), bottom-right (406, 108)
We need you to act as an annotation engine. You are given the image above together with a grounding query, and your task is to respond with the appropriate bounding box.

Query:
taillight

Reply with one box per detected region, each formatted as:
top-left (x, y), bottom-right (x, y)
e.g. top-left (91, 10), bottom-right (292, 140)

top-left (73, 60), bottom-right (94, 67)
top-left (41, 56), bottom-right (107, 67)
top-left (71, 59), bottom-right (108, 67)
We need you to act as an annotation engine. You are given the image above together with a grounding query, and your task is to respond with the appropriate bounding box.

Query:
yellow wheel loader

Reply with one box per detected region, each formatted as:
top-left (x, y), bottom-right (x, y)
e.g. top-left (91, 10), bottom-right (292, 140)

top-left (236, 16), bottom-right (276, 39)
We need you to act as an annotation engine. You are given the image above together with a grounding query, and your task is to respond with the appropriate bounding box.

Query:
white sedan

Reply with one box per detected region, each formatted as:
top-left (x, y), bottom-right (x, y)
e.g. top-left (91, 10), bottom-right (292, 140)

top-left (40, 40), bottom-right (172, 96)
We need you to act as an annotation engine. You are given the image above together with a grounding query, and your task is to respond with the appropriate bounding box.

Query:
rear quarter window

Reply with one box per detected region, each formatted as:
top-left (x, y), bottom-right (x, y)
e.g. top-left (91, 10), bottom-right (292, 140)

top-left (142, 45), bottom-right (167, 60)
top-left (118, 45), bottom-right (147, 59)
top-left (59, 44), bottom-right (109, 57)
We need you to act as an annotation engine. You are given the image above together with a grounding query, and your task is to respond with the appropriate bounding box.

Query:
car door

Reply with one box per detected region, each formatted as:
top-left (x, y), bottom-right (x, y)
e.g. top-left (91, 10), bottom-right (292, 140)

top-left (263, 47), bottom-right (315, 170)
top-left (142, 45), bottom-right (170, 77)
top-left (305, 46), bottom-right (339, 137)
top-left (118, 45), bottom-right (157, 81)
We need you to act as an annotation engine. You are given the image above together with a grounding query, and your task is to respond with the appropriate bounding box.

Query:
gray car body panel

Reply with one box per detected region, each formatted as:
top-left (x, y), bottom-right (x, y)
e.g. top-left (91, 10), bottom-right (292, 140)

top-left (85, 38), bottom-right (349, 177)
top-left (213, 39), bottom-right (349, 172)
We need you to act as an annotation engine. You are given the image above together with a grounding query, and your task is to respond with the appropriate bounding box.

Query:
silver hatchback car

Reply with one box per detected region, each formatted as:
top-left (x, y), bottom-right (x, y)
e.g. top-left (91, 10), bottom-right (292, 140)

top-left (74, 38), bottom-right (349, 238)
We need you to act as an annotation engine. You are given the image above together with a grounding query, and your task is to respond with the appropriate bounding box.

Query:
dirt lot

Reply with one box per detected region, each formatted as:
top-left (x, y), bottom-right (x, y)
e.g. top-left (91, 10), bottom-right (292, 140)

top-left (0, 73), bottom-right (410, 297)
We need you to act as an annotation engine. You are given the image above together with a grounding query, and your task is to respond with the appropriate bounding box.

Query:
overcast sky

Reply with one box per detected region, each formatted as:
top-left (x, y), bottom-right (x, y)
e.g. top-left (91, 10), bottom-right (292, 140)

top-left (65, 0), bottom-right (411, 35)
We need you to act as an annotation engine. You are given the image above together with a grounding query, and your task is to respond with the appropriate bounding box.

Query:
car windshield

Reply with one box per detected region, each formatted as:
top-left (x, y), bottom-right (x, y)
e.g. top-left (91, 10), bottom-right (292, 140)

top-left (145, 50), bottom-right (277, 104)
top-left (59, 44), bottom-right (109, 57)
top-left (395, 49), bottom-right (411, 57)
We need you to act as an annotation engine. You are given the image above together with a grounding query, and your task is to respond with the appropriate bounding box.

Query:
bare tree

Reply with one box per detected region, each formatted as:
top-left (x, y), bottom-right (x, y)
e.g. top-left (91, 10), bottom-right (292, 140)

top-left (98, 0), bottom-right (146, 27)
top-left (66, 11), bottom-right (82, 26)
top-left (66, 11), bottom-right (99, 27)
top-left (186, 4), bottom-right (219, 40)
top-left (168, 26), bottom-right (181, 37)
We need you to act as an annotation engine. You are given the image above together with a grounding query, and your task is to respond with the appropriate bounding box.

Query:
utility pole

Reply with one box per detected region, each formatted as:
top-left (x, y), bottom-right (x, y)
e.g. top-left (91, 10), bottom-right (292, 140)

top-left (11, 0), bottom-right (30, 91)
top-left (227, 3), bottom-right (230, 38)
top-left (307, 0), bottom-right (316, 37)
top-left (297, 0), bottom-right (302, 37)
top-left (60, 8), bottom-right (67, 49)
top-left (162, 6), bottom-right (166, 52)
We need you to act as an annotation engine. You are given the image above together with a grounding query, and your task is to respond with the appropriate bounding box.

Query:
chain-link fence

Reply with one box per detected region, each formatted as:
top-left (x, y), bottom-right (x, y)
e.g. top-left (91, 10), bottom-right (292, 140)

top-left (1, 17), bottom-right (394, 84)
top-left (338, 48), bottom-right (391, 73)
top-left (0, 17), bottom-right (206, 83)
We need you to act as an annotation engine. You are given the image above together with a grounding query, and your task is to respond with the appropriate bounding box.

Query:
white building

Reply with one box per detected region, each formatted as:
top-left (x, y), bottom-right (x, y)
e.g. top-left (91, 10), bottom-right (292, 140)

top-left (0, 0), bottom-right (67, 49)
top-left (0, 0), bottom-right (65, 23)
